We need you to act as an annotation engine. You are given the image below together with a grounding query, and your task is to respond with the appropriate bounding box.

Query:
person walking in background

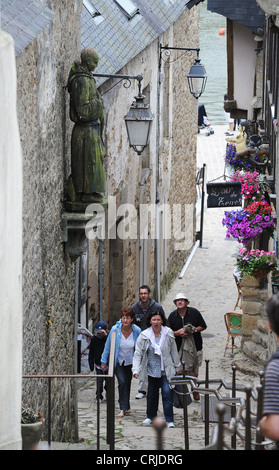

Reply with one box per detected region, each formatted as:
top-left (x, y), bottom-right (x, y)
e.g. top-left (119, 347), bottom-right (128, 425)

top-left (88, 321), bottom-right (108, 401)
top-left (168, 293), bottom-right (207, 401)
top-left (132, 311), bottom-right (181, 428)
top-left (132, 285), bottom-right (165, 330)
top-left (259, 294), bottom-right (279, 448)
top-left (132, 285), bottom-right (165, 399)
top-left (101, 307), bottom-right (141, 418)
top-left (224, 92), bottom-right (234, 136)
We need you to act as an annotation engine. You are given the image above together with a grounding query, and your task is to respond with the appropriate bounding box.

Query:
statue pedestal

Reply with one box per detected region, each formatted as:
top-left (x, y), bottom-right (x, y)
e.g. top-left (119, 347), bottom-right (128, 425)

top-left (64, 194), bottom-right (106, 213)
top-left (62, 198), bottom-right (108, 260)
top-left (62, 211), bottom-right (96, 261)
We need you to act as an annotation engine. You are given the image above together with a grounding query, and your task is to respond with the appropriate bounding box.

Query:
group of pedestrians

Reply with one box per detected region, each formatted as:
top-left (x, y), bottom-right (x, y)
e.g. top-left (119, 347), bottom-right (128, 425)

top-left (88, 283), bottom-right (279, 444)
top-left (88, 285), bottom-right (207, 428)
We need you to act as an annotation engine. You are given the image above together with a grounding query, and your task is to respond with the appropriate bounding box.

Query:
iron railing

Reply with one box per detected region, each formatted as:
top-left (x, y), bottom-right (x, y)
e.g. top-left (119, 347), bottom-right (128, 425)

top-left (169, 360), bottom-right (274, 450)
top-left (22, 332), bottom-right (116, 450)
top-left (23, 345), bottom-right (274, 451)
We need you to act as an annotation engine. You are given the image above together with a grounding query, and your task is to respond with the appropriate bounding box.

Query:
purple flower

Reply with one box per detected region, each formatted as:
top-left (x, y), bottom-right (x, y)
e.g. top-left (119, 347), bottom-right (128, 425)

top-left (222, 204), bottom-right (275, 244)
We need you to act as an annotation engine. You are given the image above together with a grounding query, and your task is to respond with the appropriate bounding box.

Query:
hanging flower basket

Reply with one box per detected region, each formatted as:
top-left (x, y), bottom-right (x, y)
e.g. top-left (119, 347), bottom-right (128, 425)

top-left (222, 201), bottom-right (276, 244)
top-left (246, 200), bottom-right (276, 239)
top-left (230, 170), bottom-right (270, 201)
top-left (234, 247), bottom-right (277, 279)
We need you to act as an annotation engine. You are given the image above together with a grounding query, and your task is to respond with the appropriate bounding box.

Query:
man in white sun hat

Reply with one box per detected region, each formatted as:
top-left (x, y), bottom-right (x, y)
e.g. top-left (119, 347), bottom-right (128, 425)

top-left (168, 293), bottom-right (207, 400)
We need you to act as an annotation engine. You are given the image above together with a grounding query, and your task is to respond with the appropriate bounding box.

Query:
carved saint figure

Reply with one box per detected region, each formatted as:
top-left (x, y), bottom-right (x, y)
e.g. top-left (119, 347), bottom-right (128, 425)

top-left (67, 48), bottom-right (106, 204)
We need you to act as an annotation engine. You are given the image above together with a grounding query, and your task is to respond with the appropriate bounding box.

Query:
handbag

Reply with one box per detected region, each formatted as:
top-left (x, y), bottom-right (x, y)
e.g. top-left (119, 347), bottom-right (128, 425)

top-left (172, 383), bottom-right (192, 408)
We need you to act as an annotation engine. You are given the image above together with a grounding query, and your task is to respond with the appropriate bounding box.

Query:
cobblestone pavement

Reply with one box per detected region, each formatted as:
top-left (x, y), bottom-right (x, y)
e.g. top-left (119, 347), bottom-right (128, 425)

top-left (46, 126), bottom-right (260, 451)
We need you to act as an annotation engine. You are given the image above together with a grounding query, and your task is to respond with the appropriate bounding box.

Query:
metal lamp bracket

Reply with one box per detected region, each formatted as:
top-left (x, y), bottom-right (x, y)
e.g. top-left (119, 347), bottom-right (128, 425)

top-left (93, 73), bottom-right (143, 96)
top-left (159, 43), bottom-right (200, 70)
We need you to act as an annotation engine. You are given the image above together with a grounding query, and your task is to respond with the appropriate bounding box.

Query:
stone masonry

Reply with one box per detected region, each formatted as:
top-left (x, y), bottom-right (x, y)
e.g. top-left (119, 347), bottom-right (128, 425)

top-left (17, 0), bottom-right (82, 441)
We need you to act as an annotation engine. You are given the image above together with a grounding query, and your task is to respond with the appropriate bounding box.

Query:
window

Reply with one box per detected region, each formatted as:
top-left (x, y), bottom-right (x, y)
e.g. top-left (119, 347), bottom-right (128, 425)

top-left (114, 0), bottom-right (139, 19)
top-left (83, 0), bottom-right (104, 24)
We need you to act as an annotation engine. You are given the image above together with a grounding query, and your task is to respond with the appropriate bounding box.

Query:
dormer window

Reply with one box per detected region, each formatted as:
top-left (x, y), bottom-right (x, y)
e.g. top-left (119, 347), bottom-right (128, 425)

top-left (114, 0), bottom-right (139, 19)
top-left (83, 0), bottom-right (105, 24)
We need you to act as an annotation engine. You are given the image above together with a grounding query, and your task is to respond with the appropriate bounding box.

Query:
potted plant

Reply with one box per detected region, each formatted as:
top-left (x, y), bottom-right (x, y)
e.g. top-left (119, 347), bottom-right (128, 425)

top-left (21, 406), bottom-right (44, 450)
top-left (222, 201), bottom-right (276, 244)
top-left (224, 143), bottom-right (267, 173)
top-left (224, 143), bottom-right (254, 172)
top-left (234, 247), bottom-right (278, 279)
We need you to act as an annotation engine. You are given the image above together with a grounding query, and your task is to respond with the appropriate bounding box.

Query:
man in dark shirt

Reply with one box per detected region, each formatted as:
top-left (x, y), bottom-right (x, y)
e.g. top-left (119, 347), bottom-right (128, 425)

top-left (168, 293), bottom-right (207, 400)
top-left (131, 285), bottom-right (165, 398)
top-left (132, 285), bottom-right (165, 330)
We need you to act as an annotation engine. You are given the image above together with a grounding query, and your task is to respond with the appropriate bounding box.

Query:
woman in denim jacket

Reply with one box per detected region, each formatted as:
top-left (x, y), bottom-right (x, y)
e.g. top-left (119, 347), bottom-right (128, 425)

top-left (101, 307), bottom-right (141, 417)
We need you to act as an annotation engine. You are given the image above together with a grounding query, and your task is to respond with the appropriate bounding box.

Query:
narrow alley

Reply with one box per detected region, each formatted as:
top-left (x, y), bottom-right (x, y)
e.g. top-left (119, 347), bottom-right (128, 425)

top-left (1, 1), bottom-right (277, 454)
top-left (47, 124), bottom-right (260, 451)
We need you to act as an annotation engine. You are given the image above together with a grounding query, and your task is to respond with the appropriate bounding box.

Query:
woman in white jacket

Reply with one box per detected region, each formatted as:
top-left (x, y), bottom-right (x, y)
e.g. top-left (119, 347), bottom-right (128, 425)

top-left (132, 311), bottom-right (181, 427)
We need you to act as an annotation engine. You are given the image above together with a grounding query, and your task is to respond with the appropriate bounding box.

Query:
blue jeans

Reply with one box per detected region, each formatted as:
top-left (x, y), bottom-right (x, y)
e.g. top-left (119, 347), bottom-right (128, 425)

top-left (115, 363), bottom-right (132, 411)
top-left (147, 375), bottom-right (174, 423)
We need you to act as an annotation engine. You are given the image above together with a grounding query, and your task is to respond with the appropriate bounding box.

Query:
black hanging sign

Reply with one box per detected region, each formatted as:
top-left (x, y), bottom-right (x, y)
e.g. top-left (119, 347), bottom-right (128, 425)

top-left (206, 181), bottom-right (242, 208)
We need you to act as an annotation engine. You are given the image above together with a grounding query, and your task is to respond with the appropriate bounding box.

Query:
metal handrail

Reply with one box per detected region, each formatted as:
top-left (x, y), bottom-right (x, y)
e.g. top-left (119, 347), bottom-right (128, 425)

top-left (169, 361), bottom-right (272, 451)
top-left (22, 331), bottom-right (116, 449)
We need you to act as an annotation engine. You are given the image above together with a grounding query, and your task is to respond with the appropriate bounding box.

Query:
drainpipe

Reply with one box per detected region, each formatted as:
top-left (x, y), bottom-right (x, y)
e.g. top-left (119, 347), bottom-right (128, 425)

top-left (155, 40), bottom-right (162, 302)
top-left (74, 257), bottom-right (79, 439)
top-left (99, 239), bottom-right (103, 321)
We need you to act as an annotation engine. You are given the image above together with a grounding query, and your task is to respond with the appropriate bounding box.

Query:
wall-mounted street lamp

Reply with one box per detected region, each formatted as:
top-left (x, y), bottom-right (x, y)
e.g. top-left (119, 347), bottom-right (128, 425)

top-left (93, 72), bottom-right (154, 155)
top-left (159, 44), bottom-right (207, 99)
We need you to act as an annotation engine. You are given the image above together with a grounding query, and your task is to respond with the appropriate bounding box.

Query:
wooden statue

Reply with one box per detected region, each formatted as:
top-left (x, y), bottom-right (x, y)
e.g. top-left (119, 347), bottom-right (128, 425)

top-left (66, 48), bottom-right (106, 210)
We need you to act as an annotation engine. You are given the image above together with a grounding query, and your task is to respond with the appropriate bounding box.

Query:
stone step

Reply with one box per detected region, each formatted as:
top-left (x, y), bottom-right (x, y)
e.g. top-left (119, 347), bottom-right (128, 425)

top-left (242, 340), bottom-right (268, 366)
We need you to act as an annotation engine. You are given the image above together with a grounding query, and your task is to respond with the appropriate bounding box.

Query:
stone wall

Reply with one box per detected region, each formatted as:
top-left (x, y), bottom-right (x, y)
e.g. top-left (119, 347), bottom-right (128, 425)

top-left (161, 7), bottom-right (200, 294)
top-left (95, 47), bottom-right (158, 322)
top-left (17, 0), bottom-right (82, 441)
top-left (235, 274), bottom-right (277, 375)
top-left (241, 276), bottom-right (268, 341)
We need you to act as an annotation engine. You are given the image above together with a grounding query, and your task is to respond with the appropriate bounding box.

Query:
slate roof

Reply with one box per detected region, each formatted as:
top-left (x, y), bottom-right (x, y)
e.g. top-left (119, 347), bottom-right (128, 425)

top-left (207, 0), bottom-right (265, 33)
top-left (186, 0), bottom-right (204, 9)
top-left (81, 0), bottom-right (190, 85)
top-left (0, 0), bottom-right (54, 56)
top-left (0, 0), bottom-right (193, 79)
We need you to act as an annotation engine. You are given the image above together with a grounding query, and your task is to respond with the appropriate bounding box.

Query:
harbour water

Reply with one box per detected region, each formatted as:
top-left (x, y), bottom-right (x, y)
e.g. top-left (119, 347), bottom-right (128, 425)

top-left (199, 2), bottom-right (227, 125)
